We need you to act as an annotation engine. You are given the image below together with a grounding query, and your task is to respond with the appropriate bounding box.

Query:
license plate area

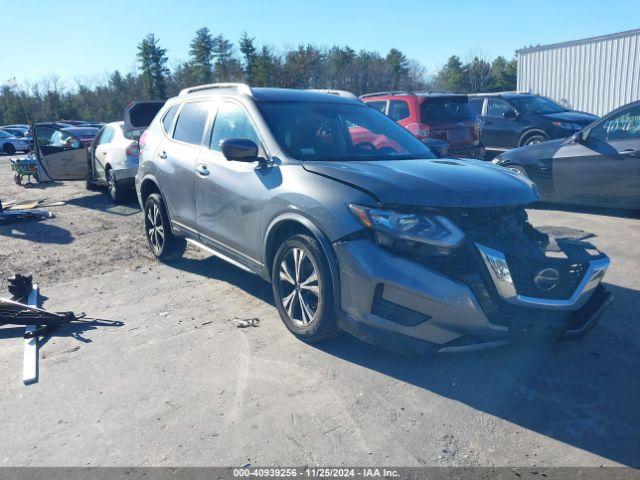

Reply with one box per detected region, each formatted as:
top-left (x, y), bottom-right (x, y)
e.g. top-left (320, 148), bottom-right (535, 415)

top-left (446, 127), bottom-right (472, 143)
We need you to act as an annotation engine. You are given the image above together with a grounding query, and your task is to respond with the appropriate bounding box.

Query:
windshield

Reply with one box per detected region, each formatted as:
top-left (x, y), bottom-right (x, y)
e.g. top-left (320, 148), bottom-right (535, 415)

top-left (258, 101), bottom-right (436, 161)
top-left (510, 96), bottom-right (566, 114)
top-left (420, 99), bottom-right (477, 122)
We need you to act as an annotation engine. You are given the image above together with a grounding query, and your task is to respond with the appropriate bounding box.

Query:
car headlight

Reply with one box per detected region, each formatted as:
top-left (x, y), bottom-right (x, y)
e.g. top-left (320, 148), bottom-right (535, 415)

top-left (552, 121), bottom-right (582, 130)
top-left (349, 204), bottom-right (465, 254)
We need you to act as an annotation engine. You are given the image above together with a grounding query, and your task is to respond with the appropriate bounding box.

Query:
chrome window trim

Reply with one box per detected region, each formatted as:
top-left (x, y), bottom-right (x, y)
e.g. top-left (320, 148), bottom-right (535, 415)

top-left (476, 243), bottom-right (610, 311)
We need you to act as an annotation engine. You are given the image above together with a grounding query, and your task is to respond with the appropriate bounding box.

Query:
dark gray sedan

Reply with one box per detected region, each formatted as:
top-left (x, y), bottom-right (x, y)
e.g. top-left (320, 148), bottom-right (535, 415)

top-left (493, 100), bottom-right (640, 210)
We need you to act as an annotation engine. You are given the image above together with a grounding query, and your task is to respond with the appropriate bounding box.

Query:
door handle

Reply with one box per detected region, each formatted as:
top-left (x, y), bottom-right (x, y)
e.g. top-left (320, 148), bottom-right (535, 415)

top-left (158, 150), bottom-right (167, 159)
top-left (195, 164), bottom-right (210, 176)
top-left (482, 120), bottom-right (492, 125)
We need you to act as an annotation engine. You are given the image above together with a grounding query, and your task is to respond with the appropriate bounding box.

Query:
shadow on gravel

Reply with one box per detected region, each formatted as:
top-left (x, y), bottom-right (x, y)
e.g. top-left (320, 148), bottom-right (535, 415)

top-left (160, 252), bottom-right (640, 465)
top-left (314, 282), bottom-right (640, 467)
top-left (66, 193), bottom-right (140, 216)
top-left (0, 220), bottom-right (73, 244)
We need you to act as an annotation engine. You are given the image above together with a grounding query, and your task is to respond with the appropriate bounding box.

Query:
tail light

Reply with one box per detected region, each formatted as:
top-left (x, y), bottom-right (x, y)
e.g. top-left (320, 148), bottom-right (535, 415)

top-left (126, 142), bottom-right (140, 157)
top-left (406, 122), bottom-right (431, 140)
top-left (138, 130), bottom-right (149, 151)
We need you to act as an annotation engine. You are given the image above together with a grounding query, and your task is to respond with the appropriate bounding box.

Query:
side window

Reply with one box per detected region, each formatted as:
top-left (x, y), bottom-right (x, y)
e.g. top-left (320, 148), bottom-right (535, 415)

top-left (589, 106), bottom-right (640, 142)
top-left (486, 99), bottom-right (512, 117)
top-left (162, 104), bottom-right (179, 134)
top-left (173, 102), bottom-right (210, 145)
top-left (469, 98), bottom-right (484, 115)
top-left (366, 101), bottom-right (387, 114)
top-left (210, 102), bottom-right (261, 152)
top-left (98, 127), bottom-right (114, 146)
top-left (35, 126), bottom-right (82, 153)
top-left (388, 100), bottom-right (410, 121)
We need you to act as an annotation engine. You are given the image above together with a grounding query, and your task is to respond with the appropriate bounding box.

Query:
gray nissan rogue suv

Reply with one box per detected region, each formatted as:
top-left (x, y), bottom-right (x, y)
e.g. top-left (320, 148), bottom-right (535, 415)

top-left (134, 83), bottom-right (612, 353)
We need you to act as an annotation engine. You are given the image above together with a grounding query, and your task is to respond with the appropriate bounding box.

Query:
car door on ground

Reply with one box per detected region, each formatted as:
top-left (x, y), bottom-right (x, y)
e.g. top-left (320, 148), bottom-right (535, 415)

top-left (33, 125), bottom-right (89, 180)
top-left (92, 125), bottom-right (115, 182)
top-left (552, 104), bottom-right (640, 208)
top-left (481, 98), bottom-right (519, 149)
top-left (158, 101), bottom-right (211, 233)
top-left (195, 100), bottom-right (269, 270)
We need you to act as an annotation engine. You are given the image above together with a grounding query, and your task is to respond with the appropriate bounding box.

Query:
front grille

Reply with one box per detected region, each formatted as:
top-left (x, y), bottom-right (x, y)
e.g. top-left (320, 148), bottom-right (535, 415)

top-left (507, 257), bottom-right (588, 300)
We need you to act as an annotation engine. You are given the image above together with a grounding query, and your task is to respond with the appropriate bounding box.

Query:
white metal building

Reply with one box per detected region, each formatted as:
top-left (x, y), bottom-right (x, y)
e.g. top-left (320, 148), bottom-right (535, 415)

top-left (517, 29), bottom-right (640, 116)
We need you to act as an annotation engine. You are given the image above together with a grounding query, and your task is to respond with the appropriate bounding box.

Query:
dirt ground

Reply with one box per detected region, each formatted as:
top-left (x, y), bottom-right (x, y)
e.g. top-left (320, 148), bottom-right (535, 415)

top-left (1, 155), bottom-right (639, 467)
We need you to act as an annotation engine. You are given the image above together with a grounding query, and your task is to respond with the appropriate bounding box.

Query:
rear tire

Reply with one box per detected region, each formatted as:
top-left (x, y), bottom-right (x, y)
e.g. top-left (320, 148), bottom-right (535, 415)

top-left (3, 143), bottom-right (16, 155)
top-left (144, 193), bottom-right (186, 261)
top-left (271, 233), bottom-right (337, 343)
top-left (106, 168), bottom-right (126, 203)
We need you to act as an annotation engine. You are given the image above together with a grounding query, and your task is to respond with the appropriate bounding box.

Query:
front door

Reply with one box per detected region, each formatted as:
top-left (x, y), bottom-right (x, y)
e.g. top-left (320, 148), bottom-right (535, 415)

top-left (196, 101), bottom-right (270, 269)
top-left (33, 125), bottom-right (89, 180)
top-left (482, 98), bottom-right (518, 149)
top-left (553, 104), bottom-right (640, 206)
top-left (92, 125), bottom-right (116, 182)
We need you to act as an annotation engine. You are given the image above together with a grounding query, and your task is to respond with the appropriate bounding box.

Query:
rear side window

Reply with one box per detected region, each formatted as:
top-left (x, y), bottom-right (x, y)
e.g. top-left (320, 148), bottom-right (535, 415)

top-left (173, 102), bottom-right (210, 145)
top-left (421, 99), bottom-right (476, 122)
top-left (469, 98), bottom-right (484, 115)
top-left (389, 101), bottom-right (410, 121)
top-left (366, 101), bottom-right (387, 114)
top-left (486, 98), bottom-right (512, 117)
top-left (162, 105), bottom-right (179, 134)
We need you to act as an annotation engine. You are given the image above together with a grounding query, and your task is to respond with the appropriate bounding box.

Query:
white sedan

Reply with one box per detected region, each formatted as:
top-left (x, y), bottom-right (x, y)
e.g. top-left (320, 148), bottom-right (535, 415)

top-left (0, 130), bottom-right (30, 155)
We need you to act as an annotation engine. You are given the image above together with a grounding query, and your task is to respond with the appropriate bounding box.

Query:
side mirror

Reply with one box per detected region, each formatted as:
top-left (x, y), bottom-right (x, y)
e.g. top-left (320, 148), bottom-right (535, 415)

top-left (421, 138), bottom-right (450, 158)
top-left (570, 131), bottom-right (584, 144)
top-left (220, 138), bottom-right (259, 162)
top-left (503, 110), bottom-right (518, 119)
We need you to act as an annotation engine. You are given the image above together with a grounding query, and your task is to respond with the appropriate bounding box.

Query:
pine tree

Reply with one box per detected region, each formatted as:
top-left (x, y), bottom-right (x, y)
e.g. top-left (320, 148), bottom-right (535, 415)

top-left (189, 27), bottom-right (215, 84)
top-left (435, 55), bottom-right (465, 93)
top-left (137, 33), bottom-right (169, 99)
top-left (239, 32), bottom-right (257, 83)
top-left (212, 34), bottom-right (234, 81)
top-left (386, 48), bottom-right (409, 90)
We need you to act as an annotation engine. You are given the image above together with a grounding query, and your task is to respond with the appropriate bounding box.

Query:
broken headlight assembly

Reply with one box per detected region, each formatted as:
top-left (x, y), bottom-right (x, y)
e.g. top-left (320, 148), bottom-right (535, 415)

top-left (349, 204), bottom-right (465, 255)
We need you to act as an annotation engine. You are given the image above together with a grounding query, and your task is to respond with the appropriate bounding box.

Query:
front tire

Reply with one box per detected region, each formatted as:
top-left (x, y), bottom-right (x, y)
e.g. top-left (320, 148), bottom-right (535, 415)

top-left (522, 134), bottom-right (547, 146)
top-left (272, 233), bottom-right (337, 342)
top-left (3, 143), bottom-right (16, 155)
top-left (144, 193), bottom-right (186, 261)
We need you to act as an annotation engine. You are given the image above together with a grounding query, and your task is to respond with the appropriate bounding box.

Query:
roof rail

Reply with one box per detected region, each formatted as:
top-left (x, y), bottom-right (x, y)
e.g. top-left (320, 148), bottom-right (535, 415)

top-left (179, 83), bottom-right (253, 97)
top-left (307, 89), bottom-right (359, 99)
top-left (467, 90), bottom-right (530, 96)
top-left (359, 90), bottom-right (415, 99)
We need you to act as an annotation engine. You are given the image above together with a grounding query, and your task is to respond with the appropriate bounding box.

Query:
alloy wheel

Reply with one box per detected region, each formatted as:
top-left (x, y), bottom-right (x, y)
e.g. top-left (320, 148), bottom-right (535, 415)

top-left (278, 247), bottom-right (321, 327)
top-left (145, 202), bottom-right (165, 255)
top-left (107, 170), bottom-right (117, 199)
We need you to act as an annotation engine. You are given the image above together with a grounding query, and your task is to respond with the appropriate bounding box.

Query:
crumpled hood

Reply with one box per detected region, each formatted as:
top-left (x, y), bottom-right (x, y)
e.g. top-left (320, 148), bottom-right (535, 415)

top-left (543, 110), bottom-right (598, 124)
top-left (303, 158), bottom-right (540, 208)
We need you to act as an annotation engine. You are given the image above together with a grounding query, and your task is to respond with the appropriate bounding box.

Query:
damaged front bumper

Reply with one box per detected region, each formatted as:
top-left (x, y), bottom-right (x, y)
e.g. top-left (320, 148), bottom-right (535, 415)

top-left (333, 232), bottom-right (612, 354)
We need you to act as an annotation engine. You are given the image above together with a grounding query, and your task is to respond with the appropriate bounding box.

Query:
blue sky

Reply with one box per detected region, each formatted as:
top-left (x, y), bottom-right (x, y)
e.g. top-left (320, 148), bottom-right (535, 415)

top-left (2, 0), bottom-right (639, 88)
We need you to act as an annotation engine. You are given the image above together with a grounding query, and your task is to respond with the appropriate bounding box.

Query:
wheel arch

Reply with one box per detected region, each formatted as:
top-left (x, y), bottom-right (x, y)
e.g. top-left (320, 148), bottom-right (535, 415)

top-left (518, 129), bottom-right (548, 147)
top-left (264, 213), bottom-right (342, 317)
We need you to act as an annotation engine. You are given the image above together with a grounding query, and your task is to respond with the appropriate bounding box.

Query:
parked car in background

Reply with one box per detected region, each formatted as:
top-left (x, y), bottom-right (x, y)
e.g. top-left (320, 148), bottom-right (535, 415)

top-left (123, 83), bottom-right (610, 353)
top-left (60, 126), bottom-right (99, 147)
top-left (360, 91), bottom-right (485, 159)
top-left (469, 92), bottom-right (598, 151)
top-left (87, 121), bottom-right (141, 202)
top-left (0, 129), bottom-right (30, 154)
top-left (1, 126), bottom-right (29, 137)
top-left (493, 100), bottom-right (640, 210)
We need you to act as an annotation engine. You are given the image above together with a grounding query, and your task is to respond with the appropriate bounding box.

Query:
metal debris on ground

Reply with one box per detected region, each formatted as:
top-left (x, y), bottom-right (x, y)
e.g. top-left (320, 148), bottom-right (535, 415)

top-left (0, 274), bottom-right (123, 385)
top-left (232, 318), bottom-right (260, 328)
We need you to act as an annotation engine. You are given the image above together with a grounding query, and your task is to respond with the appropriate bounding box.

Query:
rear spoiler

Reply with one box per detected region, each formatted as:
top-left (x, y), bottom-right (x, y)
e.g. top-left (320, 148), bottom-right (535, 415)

top-left (123, 100), bottom-right (165, 140)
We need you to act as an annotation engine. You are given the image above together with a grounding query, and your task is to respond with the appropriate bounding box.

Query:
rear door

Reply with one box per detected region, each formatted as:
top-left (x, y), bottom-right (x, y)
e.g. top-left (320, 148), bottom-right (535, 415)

top-left (553, 104), bottom-right (640, 205)
top-left (92, 125), bottom-right (115, 181)
top-left (33, 125), bottom-right (88, 180)
top-left (124, 100), bottom-right (165, 139)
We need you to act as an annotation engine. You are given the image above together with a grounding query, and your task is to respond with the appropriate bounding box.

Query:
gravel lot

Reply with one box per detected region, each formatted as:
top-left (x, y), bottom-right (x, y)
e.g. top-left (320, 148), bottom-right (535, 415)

top-left (1, 155), bottom-right (639, 467)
